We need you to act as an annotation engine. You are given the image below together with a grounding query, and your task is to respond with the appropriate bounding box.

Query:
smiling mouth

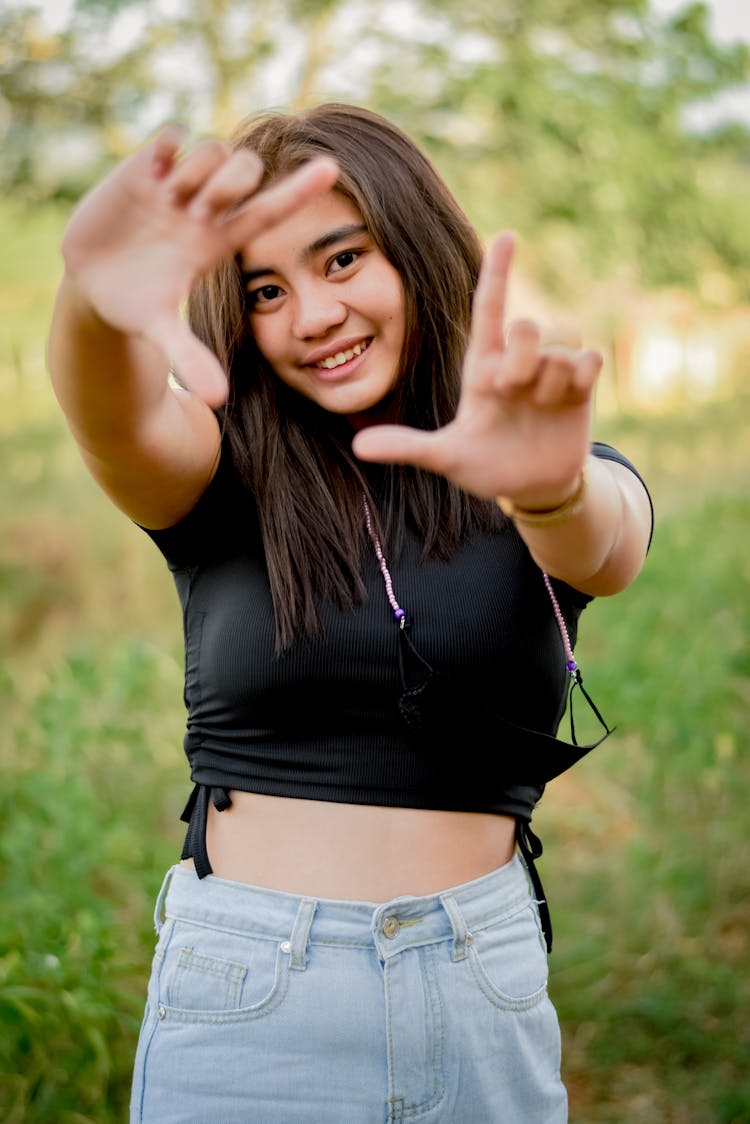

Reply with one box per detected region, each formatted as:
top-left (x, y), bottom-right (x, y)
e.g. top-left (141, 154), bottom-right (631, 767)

top-left (313, 339), bottom-right (371, 370)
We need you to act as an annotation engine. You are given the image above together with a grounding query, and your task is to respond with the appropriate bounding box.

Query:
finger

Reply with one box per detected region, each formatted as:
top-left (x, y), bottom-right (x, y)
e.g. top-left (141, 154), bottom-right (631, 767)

top-left (190, 149), bottom-right (264, 219)
top-left (468, 231), bottom-right (516, 359)
top-left (151, 124), bottom-right (187, 178)
top-left (149, 317), bottom-right (229, 407)
top-left (352, 423), bottom-right (447, 473)
top-left (534, 347), bottom-right (603, 404)
top-left (494, 319), bottom-right (541, 394)
top-left (573, 347), bottom-right (604, 392)
top-left (227, 156), bottom-right (339, 249)
top-left (532, 352), bottom-right (578, 406)
top-left (167, 139), bottom-right (232, 204)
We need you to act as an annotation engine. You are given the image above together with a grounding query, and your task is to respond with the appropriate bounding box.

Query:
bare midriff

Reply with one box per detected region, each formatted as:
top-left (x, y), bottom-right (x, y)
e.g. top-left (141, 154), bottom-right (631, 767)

top-left (179, 792), bottom-right (517, 902)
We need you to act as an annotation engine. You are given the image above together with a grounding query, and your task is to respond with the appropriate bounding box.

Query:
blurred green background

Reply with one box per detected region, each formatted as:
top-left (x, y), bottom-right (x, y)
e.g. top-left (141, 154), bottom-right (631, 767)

top-left (1, 1), bottom-right (749, 1120)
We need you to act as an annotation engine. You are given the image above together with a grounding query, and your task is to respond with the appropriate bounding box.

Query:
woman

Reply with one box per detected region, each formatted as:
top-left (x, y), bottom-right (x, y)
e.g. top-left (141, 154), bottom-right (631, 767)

top-left (48, 104), bottom-right (652, 1123)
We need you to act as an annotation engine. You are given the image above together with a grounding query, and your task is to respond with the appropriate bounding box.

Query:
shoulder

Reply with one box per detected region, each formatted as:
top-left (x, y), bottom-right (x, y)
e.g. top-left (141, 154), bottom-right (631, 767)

top-left (591, 440), bottom-right (646, 484)
top-left (139, 443), bottom-right (257, 569)
top-left (591, 440), bottom-right (654, 546)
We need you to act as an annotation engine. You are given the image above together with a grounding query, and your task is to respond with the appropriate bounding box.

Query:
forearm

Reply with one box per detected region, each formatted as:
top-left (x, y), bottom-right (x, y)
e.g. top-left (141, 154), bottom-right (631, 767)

top-left (498, 456), bottom-right (650, 597)
top-left (48, 273), bottom-right (171, 458)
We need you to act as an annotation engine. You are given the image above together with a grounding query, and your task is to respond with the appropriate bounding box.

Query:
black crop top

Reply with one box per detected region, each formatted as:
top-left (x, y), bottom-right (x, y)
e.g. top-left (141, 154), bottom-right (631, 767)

top-left (144, 442), bottom-right (651, 949)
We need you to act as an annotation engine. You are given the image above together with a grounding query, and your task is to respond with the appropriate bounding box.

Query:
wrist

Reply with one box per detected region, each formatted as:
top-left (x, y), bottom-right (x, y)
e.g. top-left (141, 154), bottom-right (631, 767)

top-left (497, 468), bottom-right (588, 527)
top-left (59, 271), bottom-right (114, 334)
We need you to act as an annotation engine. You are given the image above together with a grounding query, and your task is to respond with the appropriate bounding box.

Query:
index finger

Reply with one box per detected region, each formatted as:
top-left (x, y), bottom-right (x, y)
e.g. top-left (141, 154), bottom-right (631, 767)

top-left (225, 156), bottom-right (340, 251)
top-left (469, 231), bottom-right (516, 356)
top-left (150, 123), bottom-right (188, 178)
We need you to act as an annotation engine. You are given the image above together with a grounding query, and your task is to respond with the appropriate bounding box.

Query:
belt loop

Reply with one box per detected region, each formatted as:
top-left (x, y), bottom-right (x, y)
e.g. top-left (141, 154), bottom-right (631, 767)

top-left (440, 892), bottom-right (470, 962)
top-left (288, 898), bottom-right (317, 971)
top-left (153, 865), bottom-right (176, 935)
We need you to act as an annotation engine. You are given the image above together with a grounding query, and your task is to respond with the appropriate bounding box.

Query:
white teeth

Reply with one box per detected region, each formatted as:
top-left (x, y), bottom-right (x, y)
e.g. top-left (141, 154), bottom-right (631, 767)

top-left (316, 341), bottom-right (367, 369)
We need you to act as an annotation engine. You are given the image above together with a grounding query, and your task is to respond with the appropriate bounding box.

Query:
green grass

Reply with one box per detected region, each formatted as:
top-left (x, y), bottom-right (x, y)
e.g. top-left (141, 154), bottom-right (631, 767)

top-left (0, 645), bottom-right (184, 1123)
top-left (1, 200), bottom-right (748, 1121)
top-left (539, 413), bottom-right (750, 1122)
top-left (543, 485), bottom-right (750, 1123)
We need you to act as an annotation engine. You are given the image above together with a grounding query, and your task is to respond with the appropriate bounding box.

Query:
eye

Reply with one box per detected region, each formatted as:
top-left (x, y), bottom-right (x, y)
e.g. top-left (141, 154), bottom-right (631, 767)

top-left (328, 249), bottom-right (361, 274)
top-left (246, 283), bottom-right (283, 309)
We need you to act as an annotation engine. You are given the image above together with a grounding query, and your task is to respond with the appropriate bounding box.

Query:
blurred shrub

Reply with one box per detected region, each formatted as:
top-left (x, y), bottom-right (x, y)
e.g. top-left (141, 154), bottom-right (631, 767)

top-left (0, 643), bottom-right (184, 1123)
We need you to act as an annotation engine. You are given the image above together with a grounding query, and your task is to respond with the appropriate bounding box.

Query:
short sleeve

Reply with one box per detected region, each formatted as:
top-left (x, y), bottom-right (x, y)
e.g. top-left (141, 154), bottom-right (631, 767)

top-left (137, 449), bottom-right (252, 571)
top-left (591, 441), bottom-right (654, 548)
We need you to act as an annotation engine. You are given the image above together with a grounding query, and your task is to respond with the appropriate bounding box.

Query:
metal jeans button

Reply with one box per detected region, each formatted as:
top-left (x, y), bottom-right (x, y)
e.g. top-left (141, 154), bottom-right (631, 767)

top-left (382, 916), bottom-right (400, 939)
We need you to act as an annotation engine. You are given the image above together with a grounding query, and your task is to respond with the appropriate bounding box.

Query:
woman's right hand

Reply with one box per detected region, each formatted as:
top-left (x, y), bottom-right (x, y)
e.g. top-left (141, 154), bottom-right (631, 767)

top-left (61, 126), bottom-right (338, 406)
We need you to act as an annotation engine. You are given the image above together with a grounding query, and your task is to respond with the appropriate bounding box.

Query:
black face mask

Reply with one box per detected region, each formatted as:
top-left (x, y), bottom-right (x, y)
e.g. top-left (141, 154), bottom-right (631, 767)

top-left (390, 563), bottom-right (614, 956)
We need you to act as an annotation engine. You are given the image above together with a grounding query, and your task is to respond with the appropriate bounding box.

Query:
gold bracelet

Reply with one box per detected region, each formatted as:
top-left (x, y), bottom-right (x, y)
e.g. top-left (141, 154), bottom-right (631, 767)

top-left (497, 468), bottom-right (588, 527)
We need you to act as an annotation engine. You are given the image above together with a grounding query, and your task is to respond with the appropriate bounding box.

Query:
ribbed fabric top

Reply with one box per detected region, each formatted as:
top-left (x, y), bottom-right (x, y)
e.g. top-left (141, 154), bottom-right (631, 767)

top-left (143, 443), bottom-right (649, 820)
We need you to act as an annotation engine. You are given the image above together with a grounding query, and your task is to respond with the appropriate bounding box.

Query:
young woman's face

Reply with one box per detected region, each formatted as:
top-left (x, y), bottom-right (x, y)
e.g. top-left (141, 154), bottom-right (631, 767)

top-left (242, 190), bottom-right (406, 424)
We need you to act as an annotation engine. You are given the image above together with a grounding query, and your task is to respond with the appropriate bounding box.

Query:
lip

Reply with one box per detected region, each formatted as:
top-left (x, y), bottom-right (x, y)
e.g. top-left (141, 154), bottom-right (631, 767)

top-left (302, 336), bottom-right (371, 368)
top-left (301, 337), bottom-right (373, 384)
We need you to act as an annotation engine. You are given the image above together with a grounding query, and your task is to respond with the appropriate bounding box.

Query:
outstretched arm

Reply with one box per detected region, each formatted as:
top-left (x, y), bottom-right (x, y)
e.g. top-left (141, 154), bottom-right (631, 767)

top-left (48, 127), bottom-right (338, 528)
top-left (352, 233), bottom-right (651, 596)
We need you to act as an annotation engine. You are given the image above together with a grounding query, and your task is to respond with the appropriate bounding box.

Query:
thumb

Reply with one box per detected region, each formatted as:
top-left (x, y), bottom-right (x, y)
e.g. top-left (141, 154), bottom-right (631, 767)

top-left (352, 423), bottom-right (445, 471)
top-left (151, 318), bottom-right (229, 407)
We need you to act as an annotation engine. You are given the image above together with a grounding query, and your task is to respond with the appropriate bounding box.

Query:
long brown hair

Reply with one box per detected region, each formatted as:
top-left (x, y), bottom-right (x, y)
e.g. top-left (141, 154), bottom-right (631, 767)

top-left (188, 103), bottom-right (502, 649)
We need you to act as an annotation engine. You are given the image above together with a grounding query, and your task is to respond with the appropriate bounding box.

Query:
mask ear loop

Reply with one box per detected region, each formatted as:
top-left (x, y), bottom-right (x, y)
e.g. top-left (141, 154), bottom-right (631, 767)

top-left (517, 573), bottom-right (616, 954)
top-left (363, 504), bottom-right (613, 954)
top-left (364, 497), bottom-right (436, 729)
top-left (542, 572), bottom-right (614, 747)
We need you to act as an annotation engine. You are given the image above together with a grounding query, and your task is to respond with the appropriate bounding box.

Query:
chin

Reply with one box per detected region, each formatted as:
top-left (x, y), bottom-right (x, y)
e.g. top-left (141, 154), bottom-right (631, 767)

top-left (342, 389), bottom-right (398, 430)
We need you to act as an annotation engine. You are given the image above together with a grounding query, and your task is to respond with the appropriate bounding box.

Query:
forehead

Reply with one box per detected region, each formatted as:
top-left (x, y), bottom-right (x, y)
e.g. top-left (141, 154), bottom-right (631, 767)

top-left (241, 188), bottom-right (366, 272)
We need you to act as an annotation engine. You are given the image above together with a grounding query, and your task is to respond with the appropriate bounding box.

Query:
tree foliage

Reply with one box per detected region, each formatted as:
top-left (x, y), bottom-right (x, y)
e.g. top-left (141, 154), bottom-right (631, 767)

top-left (370, 0), bottom-right (750, 298)
top-left (2, 0), bottom-right (749, 297)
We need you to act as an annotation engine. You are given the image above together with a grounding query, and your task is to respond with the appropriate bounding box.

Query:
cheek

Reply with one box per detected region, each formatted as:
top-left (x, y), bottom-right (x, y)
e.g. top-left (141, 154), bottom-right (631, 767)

top-left (389, 293), bottom-right (407, 351)
top-left (377, 272), bottom-right (406, 340)
top-left (249, 318), bottom-right (284, 367)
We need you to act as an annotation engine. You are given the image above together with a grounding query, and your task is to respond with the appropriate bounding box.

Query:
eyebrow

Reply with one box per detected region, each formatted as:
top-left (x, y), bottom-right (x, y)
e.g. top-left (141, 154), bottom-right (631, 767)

top-left (241, 223), bottom-right (369, 284)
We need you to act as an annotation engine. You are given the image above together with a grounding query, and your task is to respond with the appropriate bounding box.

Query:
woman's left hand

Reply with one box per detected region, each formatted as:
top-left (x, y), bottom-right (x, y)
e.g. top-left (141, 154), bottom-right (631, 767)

top-left (352, 233), bottom-right (602, 509)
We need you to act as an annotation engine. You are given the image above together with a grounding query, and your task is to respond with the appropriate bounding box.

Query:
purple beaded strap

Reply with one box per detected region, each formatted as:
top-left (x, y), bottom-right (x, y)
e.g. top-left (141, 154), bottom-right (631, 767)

top-left (363, 498), bottom-right (611, 751)
top-left (542, 570), bottom-right (613, 745)
top-left (542, 571), bottom-right (578, 678)
top-left (365, 498), bottom-right (578, 680)
top-left (364, 498), bottom-right (406, 628)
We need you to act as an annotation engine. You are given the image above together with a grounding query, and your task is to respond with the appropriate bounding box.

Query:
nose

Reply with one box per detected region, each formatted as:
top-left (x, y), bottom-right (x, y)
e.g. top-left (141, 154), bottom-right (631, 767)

top-left (292, 283), bottom-right (347, 339)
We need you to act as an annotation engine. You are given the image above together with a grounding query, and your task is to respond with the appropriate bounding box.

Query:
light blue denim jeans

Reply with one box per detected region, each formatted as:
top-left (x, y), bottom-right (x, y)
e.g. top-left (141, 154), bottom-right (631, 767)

top-left (130, 853), bottom-right (567, 1123)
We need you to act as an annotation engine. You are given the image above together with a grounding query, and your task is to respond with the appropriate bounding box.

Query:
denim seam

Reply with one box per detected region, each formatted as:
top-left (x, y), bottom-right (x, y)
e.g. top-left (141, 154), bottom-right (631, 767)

top-left (404, 944), bottom-right (446, 1120)
top-left (385, 945), bottom-right (446, 1120)
top-left (166, 912), bottom-right (291, 945)
top-left (158, 950), bottom-right (290, 1024)
top-left (172, 949), bottom-right (247, 1009)
top-left (166, 919), bottom-right (382, 951)
top-left (135, 915), bottom-right (178, 1121)
top-left (467, 942), bottom-right (549, 1013)
top-left (457, 892), bottom-right (531, 935)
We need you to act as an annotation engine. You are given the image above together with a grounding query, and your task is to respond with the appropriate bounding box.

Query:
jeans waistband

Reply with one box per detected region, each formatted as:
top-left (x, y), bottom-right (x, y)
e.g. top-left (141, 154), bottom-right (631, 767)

top-left (156, 853), bottom-right (534, 964)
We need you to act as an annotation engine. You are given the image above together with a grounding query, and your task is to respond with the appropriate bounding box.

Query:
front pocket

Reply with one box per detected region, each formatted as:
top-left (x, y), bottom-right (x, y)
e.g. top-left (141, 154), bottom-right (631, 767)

top-left (468, 902), bottom-right (549, 1011)
top-left (158, 921), bottom-right (288, 1022)
top-left (170, 948), bottom-right (247, 1011)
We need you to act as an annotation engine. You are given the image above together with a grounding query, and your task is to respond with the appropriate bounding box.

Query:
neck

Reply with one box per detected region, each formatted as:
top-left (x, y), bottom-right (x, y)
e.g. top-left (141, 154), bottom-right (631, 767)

top-left (345, 392), bottom-right (398, 433)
